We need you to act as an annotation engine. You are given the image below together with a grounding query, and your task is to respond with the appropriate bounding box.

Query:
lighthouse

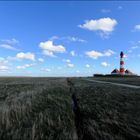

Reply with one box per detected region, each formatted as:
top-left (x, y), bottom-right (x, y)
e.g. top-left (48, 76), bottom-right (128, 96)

top-left (110, 51), bottom-right (135, 76)
top-left (120, 51), bottom-right (125, 75)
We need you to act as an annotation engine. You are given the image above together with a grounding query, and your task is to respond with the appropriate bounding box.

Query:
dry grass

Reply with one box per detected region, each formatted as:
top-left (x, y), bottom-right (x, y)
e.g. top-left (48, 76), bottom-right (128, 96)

top-left (0, 78), bottom-right (75, 140)
top-left (0, 77), bottom-right (140, 140)
top-left (91, 77), bottom-right (140, 86)
top-left (71, 78), bottom-right (140, 140)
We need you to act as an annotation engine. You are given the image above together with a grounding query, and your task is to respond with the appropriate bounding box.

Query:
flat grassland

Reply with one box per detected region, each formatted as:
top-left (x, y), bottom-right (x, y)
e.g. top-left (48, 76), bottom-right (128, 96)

top-left (90, 76), bottom-right (140, 86)
top-left (0, 77), bottom-right (140, 140)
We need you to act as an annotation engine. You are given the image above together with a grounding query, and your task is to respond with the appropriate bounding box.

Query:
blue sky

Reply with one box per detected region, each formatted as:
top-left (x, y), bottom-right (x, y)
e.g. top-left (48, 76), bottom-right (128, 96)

top-left (0, 1), bottom-right (140, 76)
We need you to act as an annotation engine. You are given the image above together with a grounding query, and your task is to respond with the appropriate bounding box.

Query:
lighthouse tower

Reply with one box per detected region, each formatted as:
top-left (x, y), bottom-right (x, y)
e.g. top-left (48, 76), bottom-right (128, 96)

top-left (120, 51), bottom-right (125, 75)
top-left (110, 51), bottom-right (135, 76)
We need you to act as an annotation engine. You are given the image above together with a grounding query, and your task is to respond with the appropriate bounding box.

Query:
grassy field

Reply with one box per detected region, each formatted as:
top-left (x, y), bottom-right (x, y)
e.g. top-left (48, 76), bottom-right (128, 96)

top-left (90, 76), bottom-right (140, 86)
top-left (0, 77), bottom-right (140, 140)
top-left (71, 78), bottom-right (140, 140)
top-left (0, 78), bottom-right (75, 140)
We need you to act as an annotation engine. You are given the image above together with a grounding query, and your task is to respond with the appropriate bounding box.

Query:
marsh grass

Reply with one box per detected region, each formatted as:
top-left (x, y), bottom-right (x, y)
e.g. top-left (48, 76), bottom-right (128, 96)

top-left (72, 78), bottom-right (140, 140)
top-left (0, 78), bottom-right (75, 140)
top-left (0, 77), bottom-right (140, 140)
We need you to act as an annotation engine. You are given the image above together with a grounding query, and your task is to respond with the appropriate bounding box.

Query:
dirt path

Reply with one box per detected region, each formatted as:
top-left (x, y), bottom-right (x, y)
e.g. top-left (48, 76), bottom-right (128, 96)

top-left (84, 79), bottom-right (140, 89)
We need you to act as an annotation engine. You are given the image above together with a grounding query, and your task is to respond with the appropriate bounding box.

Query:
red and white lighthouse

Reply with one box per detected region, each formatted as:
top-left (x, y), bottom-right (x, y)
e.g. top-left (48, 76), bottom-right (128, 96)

top-left (110, 51), bottom-right (135, 76)
top-left (120, 51), bottom-right (125, 75)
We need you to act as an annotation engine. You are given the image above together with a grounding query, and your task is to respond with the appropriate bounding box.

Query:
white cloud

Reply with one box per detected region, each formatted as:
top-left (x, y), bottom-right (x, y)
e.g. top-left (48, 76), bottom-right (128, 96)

top-left (63, 59), bottom-right (71, 63)
top-left (16, 52), bottom-right (35, 61)
top-left (49, 36), bottom-right (59, 41)
top-left (0, 58), bottom-right (9, 71)
top-left (134, 25), bottom-right (140, 31)
top-left (131, 46), bottom-right (139, 49)
top-left (41, 68), bottom-right (51, 72)
top-left (0, 57), bottom-right (8, 64)
top-left (101, 9), bottom-right (111, 13)
top-left (6, 56), bottom-right (18, 61)
top-left (49, 36), bottom-right (86, 43)
top-left (43, 50), bottom-right (55, 57)
top-left (0, 68), bottom-right (13, 74)
top-left (76, 70), bottom-right (80, 73)
top-left (1, 38), bottom-right (19, 45)
top-left (127, 46), bottom-right (139, 53)
top-left (39, 41), bottom-right (66, 57)
top-left (85, 64), bottom-right (90, 68)
top-left (16, 64), bottom-right (34, 69)
top-left (0, 65), bottom-right (9, 70)
top-left (79, 17), bottom-right (117, 37)
top-left (101, 62), bottom-right (110, 67)
top-left (0, 44), bottom-right (19, 51)
top-left (85, 51), bottom-right (103, 59)
top-left (98, 32), bottom-right (111, 39)
top-left (45, 69), bottom-right (51, 72)
top-left (67, 63), bottom-right (74, 68)
top-left (124, 54), bottom-right (128, 58)
top-left (66, 37), bottom-right (86, 43)
top-left (85, 49), bottom-right (115, 59)
top-left (104, 49), bottom-right (115, 56)
top-left (16, 66), bottom-right (24, 69)
top-left (70, 50), bottom-right (76, 56)
top-left (38, 58), bottom-right (44, 62)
